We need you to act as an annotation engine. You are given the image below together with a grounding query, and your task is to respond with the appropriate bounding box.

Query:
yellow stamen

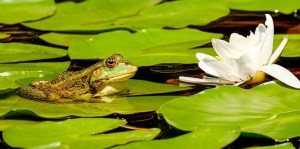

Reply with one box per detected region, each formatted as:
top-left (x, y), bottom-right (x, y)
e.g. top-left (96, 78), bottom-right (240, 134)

top-left (248, 71), bottom-right (266, 84)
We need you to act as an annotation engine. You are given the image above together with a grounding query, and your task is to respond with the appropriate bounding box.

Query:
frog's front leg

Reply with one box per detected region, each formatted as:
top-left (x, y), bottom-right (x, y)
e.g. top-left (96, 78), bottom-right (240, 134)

top-left (90, 79), bottom-right (104, 94)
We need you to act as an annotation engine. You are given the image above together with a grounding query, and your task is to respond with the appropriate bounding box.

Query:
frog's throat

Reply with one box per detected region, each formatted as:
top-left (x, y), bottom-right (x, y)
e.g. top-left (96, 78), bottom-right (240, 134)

top-left (93, 81), bottom-right (127, 96)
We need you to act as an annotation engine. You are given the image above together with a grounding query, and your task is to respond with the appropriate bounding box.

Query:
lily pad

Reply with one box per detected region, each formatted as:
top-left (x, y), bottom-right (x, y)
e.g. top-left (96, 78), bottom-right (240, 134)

top-left (0, 77), bottom-right (19, 95)
top-left (243, 110), bottom-right (300, 141)
top-left (23, 0), bottom-right (229, 31)
top-left (57, 128), bottom-right (160, 149)
top-left (0, 94), bottom-right (177, 118)
top-left (116, 0), bottom-right (229, 29)
top-left (40, 33), bottom-right (94, 47)
top-left (68, 28), bottom-right (222, 66)
top-left (159, 82), bottom-right (300, 140)
top-left (113, 126), bottom-right (240, 149)
top-left (0, 119), bottom-right (40, 131)
top-left (275, 34), bottom-right (300, 57)
top-left (0, 42), bottom-right (67, 63)
top-left (0, 33), bottom-right (9, 39)
top-left (0, 0), bottom-right (55, 25)
top-left (246, 143), bottom-right (294, 149)
top-left (229, 0), bottom-right (300, 14)
top-left (23, 0), bottom-right (162, 31)
top-left (0, 62), bottom-right (70, 84)
top-left (3, 118), bottom-right (133, 148)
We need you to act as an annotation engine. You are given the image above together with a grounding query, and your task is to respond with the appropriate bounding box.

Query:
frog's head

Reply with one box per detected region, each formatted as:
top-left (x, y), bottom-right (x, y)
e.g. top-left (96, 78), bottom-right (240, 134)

top-left (91, 54), bottom-right (138, 83)
top-left (89, 54), bottom-right (137, 96)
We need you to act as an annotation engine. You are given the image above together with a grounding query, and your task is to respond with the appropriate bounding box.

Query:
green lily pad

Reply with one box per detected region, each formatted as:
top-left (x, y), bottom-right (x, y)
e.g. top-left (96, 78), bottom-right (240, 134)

top-left (68, 29), bottom-right (222, 66)
top-left (113, 126), bottom-right (240, 149)
top-left (2, 118), bottom-right (131, 148)
top-left (158, 82), bottom-right (300, 140)
top-left (40, 33), bottom-right (94, 47)
top-left (0, 77), bottom-right (19, 95)
top-left (275, 34), bottom-right (300, 57)
top-left (0, 119), bottom-right (40, 131)
top-left (0, 95), bottom-right (112, 118)
top-left (23, 0), bottom-right (161, 31)
top-left (23, 0), bottom-right (229, 31)
top-left (0, 0), bottom-right (55, 25)
top-left (243, 110), bottom-right (300, 141)
top-left (0, 42), bottom-right (67, 63)
top-left (0, 33), bottom-right (9, 39)
top-left (116, 0), bottom-right (229, 30)
top-left (229, 0), bottom-right (300, 14)
top-left (0, 62), bottom-right (70, 84)
top-left (0, 93), bottom-right (177, 118)
top-left (58, 128), bottom-right (160, 149)
top-left (246, 143), bottom-right (294, 149)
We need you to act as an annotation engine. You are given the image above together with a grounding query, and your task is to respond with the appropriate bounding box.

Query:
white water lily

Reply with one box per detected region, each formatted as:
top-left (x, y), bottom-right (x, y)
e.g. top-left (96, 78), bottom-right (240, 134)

top-left (180, 14), bottom-right (300, 88)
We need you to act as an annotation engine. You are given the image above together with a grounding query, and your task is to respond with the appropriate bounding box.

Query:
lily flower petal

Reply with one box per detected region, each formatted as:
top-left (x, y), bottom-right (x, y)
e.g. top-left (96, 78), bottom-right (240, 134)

top-left (197, 53), bottom-right (243, 81)
top-left (196, 53), bottom-right (220, 77)
top-left (211, 38), bottom-right (239, 58)
top-left (259, 14), bottom-right (274, 65)
top-left (179, 76), bottom-right (232, 85)
top-left (268, 37), bottom-right (288, 64)
top-left (259, 64), bottom-right (300, 89)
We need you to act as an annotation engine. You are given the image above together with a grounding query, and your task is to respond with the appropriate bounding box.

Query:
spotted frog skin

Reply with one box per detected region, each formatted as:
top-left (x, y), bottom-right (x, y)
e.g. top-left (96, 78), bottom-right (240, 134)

top-left (18, 54), bottom-right (138, 103)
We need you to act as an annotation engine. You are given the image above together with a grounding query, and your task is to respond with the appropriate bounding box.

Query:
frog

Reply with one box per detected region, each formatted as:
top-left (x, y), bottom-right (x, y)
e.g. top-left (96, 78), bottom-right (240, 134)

top-left (18, 54), bottom-right (138, 103)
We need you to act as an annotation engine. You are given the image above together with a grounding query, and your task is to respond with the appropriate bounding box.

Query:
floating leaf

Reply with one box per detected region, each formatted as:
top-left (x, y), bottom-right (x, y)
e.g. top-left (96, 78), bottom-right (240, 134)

top-left (0, 94), bottom-right (177, 118)
top-left (275, 34), bottom-right (300, 57)
top-left (0, 119), bottom-right (40, 131)
top-left (23, 0), bottom-right (162, 31)
top-left (40, 33), bottom-right (94, 47)
top-left (114, 126), bottom-right (240, 149)
top-left (58, 128), bottom-right (160, 149)
top-left (159, 82), bottom-right (300, 140)
top-left (115, 0), bottom-right (229, 29)
top-left (69, 29), bottom-right (222, 65)
top-left (243, 110), bottom-right (300, 141)
top-left (0, 77), bottom-right (19, 95)
top-left (3, 118), bottom-right (128, 148)
top-left (0, 42), bottom-right (67, 63)
top-left (0, 33), bottom-right (9, 39)
top-left (23, 0), bottom-right (229, 31)
top-left (0, 0), bottom-right (56, 24)
top-left (0, 62), bottom-right (70, 84)
top-left (247, 142), bottom-right (294, 149)
top-left (0, 95), bottom-right (112, 118)
top-left (229, 0), bottom-right (300, 14)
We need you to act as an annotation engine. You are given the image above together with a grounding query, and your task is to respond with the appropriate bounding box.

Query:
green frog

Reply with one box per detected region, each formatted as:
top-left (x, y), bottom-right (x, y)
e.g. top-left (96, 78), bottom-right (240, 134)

top-left (18, 54), bottom-right (138, 103)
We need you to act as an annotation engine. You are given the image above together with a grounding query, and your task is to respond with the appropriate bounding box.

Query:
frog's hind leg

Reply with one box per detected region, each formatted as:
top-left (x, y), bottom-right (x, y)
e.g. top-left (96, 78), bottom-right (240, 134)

top-left (18, 87), bottom-right (67, 104)
top-left (18, 87), bottom-right (48, 101)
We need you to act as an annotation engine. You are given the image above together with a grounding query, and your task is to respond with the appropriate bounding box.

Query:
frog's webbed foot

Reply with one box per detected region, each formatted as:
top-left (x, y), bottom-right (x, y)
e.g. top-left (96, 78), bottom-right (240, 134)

top-left (116, 89), bottom-right (131, 96)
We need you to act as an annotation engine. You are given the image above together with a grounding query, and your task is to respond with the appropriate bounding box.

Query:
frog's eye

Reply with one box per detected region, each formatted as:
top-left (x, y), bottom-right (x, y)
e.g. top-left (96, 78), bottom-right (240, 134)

top-left (105, 57), bottom-right (117, 68)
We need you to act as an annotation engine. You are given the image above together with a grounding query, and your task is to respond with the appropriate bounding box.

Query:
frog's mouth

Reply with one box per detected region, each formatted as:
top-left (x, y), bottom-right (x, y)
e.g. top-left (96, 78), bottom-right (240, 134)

top-left (108, 68), bottom-right (138, 82)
